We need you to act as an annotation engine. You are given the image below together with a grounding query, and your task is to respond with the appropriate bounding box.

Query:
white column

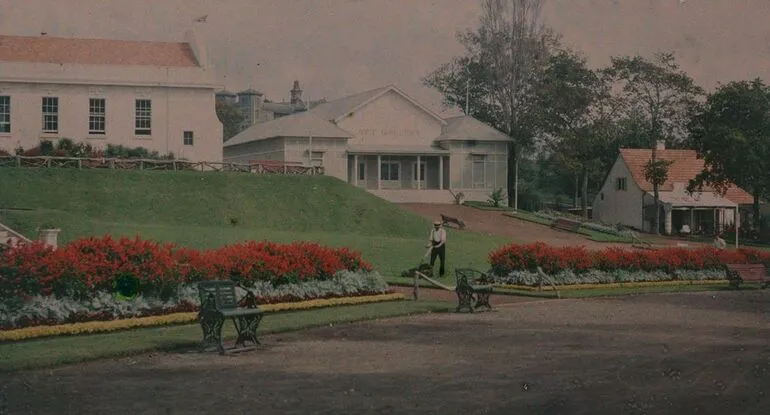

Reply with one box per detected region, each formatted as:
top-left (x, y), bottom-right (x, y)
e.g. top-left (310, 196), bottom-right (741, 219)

top-left (416, 155), bottom-right (421, 190)
top-left (377, 155), bottom-right (381, 190)
top-left (664, 205), bottom-right (672, 235)
top-left (353, 154), bottom-right (359, 186)
top-left (439, 156), bottom-right (444, 190)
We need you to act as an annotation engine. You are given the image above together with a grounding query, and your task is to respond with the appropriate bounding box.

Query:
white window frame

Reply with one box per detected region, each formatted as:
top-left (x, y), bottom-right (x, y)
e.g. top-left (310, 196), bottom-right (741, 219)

top-left (471, 154), bottom-right (486, 189)
top-left (135, 99), bottom-right (152, 136)
top-left (42, 97), bottom-right (59, 133)
top-left (88, 98), bottom-right (106, 135)
top-left (310, 151), bottom-right (324, 166)
top-left (183, 131), bottom-right (194, 146)
top-left (616, 177), bottom-right (627, 191)
top-left (0, 96), bottom-right (9, 134)
top-left (380, 161), bottom-right (400, 182)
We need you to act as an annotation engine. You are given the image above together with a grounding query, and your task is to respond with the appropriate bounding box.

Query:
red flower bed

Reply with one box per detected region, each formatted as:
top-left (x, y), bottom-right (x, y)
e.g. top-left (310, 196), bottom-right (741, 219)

top-left (0, 236), bottom-right (373, 300)
top-left (489, 242), bottom-right (770, 275)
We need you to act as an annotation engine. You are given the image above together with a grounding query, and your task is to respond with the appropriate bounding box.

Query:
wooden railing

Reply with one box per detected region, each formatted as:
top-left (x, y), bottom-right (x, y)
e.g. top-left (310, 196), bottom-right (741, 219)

top-left (0, 156), bottom-right (324, 176)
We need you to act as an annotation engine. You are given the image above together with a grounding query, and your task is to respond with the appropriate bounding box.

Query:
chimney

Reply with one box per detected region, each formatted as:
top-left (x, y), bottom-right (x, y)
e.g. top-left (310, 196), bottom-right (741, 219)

top-left (656, 140), bottom-right (666, 150)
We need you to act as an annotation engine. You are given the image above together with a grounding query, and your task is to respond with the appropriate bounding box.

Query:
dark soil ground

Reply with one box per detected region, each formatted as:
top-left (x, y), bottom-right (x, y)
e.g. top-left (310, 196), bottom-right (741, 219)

top-left (1, 290), bottom-right (768, 415)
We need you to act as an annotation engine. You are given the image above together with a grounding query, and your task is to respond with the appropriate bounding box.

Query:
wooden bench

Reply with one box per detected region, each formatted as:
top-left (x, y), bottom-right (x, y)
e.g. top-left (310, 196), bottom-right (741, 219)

top-left (725, 264), bottom-right (769, 289)
top-left (197, 280), bottom-right (265, 355)
top-left (551, 217), bottom-right (582, 233)
top-left (454, 268), bottom-right (494, 312)
top-left (441, 213), bottom-right (466, 230)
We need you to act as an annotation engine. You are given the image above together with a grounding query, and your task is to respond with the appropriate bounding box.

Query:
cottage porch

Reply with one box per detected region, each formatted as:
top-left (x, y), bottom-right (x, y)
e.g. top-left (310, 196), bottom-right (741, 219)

top-left (346, 146), bottom-right (450, 191)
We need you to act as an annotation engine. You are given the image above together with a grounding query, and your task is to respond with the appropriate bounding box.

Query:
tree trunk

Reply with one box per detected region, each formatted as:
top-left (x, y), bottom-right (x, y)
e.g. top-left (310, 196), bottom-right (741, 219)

top-left (574, 174), bottom-right (579, 208)
top-left (507, 141), bottom-right (518, 210)
top-left (651, 145), bottom-right (661, 235)
top-left (581, 167), bottom-right (589, 219)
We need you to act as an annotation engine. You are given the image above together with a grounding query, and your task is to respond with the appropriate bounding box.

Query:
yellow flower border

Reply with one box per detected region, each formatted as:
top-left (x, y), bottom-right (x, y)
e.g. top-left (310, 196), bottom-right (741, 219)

top-left (0, 293), bottom-right (406, 342)
top-left (496, 279), bottom-right (730, 291)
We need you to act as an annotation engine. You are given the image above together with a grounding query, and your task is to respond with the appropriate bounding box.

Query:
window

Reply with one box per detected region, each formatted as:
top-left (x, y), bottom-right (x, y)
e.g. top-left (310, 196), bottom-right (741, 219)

top-left (600, 192), bottom-right (605, 201)
top-left (413, 161), bottom-right (425, 181)
top-left (472, 154), bottom-right (486, 188)
top-left (465, 140), bottom-right (477, 148)
top-left (615, 177), bottom-right (627, 191)
top-left (89, 98), bottom-right (106, 135)
top-left (0, 96), bottom-right (9, 133)
top-left (135, 99), bottom-right (152, 135)
top-left (358, 162), bottom-right (365, 181)
top-left (311, 151), bottom-right (324, 166)
top-left (380, 161), bottom-right (400, 181)
top-left (42, 97), bottom-right (58, 133)
top-left (183, 131), bottom-right (194, 146)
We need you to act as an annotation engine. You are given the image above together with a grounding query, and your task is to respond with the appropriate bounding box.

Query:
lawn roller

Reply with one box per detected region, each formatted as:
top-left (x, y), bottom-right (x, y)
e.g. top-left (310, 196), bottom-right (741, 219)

top-left (411, 245), bottom-right (455, 299)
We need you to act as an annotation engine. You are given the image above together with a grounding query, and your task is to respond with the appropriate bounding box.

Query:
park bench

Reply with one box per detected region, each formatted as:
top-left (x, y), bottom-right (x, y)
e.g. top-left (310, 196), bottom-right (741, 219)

top-left (441, 213), bottom-right (466, 230)
top-left (454, 268), bottom-right (494, 313)
top-left (551, 217), bottom-right (582, 233)
top-left (197, 280), bottom-right (265, 355)
top-left (724, 263), bottom-right (769, 289)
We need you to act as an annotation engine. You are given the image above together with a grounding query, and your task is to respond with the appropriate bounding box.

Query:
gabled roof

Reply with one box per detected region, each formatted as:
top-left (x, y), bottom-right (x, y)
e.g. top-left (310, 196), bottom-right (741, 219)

top-left (309, 84), bottom-right (447, 125)
top-left (0, 34), bottom-right (199, 67)
top-left (619, 148), bottom-right (754, 204)
top-left (440, 115), bottom-right (510, 142)
top-left (224, 111), bottom-right (352, 148)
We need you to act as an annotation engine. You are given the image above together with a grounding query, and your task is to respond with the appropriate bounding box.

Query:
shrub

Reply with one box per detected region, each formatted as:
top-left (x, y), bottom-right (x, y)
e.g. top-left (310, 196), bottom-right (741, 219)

top-left (488, 242), bottom-right (770, 277)
top-left (487, 188), bottom-right (506, 207)
top-left (0, 236), bottom-right (374, 302)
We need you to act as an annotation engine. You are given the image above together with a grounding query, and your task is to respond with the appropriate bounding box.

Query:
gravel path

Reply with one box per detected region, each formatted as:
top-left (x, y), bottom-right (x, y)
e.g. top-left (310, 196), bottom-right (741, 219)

top-left (2, 290), bottom-right (768, 414)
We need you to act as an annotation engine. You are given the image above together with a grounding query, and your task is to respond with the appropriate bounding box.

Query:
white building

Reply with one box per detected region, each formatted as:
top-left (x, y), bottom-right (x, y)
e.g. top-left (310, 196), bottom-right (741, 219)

top-left (592, 142), bottom-right (754, 235)
top-left (223, 84), bottom-right (510, 203)
top-left (0, 31), bottom-right (223, 162)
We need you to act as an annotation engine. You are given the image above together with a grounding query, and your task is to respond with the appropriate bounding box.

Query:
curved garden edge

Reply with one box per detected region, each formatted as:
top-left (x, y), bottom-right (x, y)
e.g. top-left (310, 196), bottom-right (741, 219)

top-left (496, 279), bottom-right (731, 291)
top-left (0, 293), bottom-right (406, 343)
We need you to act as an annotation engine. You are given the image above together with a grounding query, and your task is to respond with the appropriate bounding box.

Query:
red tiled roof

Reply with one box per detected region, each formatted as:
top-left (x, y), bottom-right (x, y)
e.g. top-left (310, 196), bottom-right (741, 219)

top-left (619, 148), bottom-right (754, 204)
top-left (0, 35), bottom-right (199, 67)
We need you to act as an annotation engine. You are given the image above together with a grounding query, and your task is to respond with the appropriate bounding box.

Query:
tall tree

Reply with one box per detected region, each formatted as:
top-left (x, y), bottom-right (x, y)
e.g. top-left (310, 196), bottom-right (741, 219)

top-left (604, 52), bottom-right (704, 234)
top-left (687, 78), bottom-right (770, 232)
top-left (424, 0), bottom-right (557, 209)
top-left (216, 100), bottom-right (245, 141)
top-left (536, 48), bottom-right (624, 217)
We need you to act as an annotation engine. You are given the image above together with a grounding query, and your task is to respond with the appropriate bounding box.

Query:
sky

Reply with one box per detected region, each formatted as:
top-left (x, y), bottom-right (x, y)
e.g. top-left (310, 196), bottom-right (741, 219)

top-left (2, 0), bottom-right (770, 116)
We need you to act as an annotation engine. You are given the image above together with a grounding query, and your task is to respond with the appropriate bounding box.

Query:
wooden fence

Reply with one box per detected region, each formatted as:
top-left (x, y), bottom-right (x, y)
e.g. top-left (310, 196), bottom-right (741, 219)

top-left (0, 156), bottom-right (324, 176)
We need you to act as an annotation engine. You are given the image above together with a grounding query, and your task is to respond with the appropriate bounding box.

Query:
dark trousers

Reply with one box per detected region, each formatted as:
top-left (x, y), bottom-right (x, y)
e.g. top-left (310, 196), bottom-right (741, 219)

top-left (430, 244), bottom-right (446, 277)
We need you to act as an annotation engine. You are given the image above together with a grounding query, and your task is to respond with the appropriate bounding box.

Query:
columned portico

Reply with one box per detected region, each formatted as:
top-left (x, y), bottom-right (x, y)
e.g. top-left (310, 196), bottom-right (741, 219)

top-left (347, 145), bottom-right (450, 192)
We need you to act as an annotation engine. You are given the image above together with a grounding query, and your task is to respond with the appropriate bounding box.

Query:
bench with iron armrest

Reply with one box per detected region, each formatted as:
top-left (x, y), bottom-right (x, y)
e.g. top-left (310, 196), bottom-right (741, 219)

top-left (441, 213), bottom-right (466, 230)
top-left (551, 218), bottom-right (581, 233)
top-left (455, 268), bottom-right (494, 312)
top-left (725, 263), bottom-right (769, 289)
top-left (197, 280), bottom-right (265, 355)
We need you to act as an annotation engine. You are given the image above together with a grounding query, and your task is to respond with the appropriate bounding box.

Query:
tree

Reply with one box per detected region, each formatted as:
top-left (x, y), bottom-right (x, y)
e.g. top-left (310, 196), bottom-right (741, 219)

top-left (687, 78), bottom-right (770, 232)
top-left (604, 52), bottom-right (704, 234)
top-left (216, 100), bottom-right (245, 141)
top-left (424, 0), bottom-right (557, 209)
top-left (535, 49), bottom-right (625, 217)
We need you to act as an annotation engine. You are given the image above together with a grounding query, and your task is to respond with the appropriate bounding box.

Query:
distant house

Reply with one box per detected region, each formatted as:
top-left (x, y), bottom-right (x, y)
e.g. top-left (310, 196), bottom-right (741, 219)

top-left (0, 31), bottom-right (223, 162)
top-left (223, 84), bottom-right (510, 203)
top-left (592, 141), bottom-right (754, 235)
top-left (216, 81), bottom-right (324, 131)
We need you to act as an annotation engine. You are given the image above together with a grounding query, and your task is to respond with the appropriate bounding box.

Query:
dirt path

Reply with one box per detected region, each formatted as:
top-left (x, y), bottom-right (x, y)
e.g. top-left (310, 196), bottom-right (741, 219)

top-left (2, 290), bottom-right (768, 414)
top-left (399, 203), bottom-right (708, 249)
top-left (389, 285), bottom-right (551, 306)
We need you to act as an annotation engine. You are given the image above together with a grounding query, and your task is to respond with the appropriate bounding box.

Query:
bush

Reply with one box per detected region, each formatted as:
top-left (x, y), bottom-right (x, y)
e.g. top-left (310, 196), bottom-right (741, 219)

top-left (0, 236), bottom-right (374, 302)
top-left (11, 141), bottom-right (175, 160)
top-left (488, 242), bottom-right (770, 277)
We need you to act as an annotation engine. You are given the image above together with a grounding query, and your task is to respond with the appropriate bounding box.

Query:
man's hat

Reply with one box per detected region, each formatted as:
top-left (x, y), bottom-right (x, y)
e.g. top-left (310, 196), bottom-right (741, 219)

top-left (433, 220), bottom-right (441, 225)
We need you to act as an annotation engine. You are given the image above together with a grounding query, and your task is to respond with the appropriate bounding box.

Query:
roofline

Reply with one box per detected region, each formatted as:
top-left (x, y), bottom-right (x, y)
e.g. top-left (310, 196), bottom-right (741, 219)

top-left (224, 134), bottom-right (351, 148)
top-left (332, 84), bottom-right (448, 126)
top-left (0, 77), bottom-right (221, 89)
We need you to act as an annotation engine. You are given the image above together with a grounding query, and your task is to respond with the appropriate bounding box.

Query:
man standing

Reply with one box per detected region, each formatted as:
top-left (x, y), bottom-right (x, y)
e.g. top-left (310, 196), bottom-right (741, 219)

top-left (427, 220), bottom-right (447, 278)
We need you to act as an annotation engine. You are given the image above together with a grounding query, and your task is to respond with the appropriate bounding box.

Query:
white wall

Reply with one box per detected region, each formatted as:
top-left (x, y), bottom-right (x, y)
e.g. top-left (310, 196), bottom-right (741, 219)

top-left (336, 90), bottom-right (443, 147)
top-left (283, 137), bottom-right (348, 179)
top-left (445, 140), bottom-right (507, 194)
top-left (592, 156), bottom-right (645, 229)
top-left (222, 137), bottom-right (284, 165)
top-left (0, 82), bottom-right (222, 162)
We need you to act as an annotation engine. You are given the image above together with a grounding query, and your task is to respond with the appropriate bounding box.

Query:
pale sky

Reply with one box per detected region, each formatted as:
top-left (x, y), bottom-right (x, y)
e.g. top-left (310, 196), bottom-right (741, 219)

top-left (2, 0), bottom-right (770, 116)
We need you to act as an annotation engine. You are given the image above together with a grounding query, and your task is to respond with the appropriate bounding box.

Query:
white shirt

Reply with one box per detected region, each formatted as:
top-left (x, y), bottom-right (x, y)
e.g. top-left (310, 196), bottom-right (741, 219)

top-left (429, 228), bottom-right (446, 245)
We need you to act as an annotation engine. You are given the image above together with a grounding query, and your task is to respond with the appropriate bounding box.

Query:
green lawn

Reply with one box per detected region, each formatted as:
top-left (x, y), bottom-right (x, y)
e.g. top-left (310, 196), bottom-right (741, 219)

top-left (0, 168), bottom-right (512, 277)
top-left (0, 299), bottom-right (453, 372)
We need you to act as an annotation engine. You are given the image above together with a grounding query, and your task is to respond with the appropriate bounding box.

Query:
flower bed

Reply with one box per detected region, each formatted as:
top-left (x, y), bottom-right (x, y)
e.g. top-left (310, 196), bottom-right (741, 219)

top-left (0, 236), bottom-right (385, 329)
top-left (488, 242), bottom-right (770, 286)
top-left (0, 293), bottom-right (406, 342)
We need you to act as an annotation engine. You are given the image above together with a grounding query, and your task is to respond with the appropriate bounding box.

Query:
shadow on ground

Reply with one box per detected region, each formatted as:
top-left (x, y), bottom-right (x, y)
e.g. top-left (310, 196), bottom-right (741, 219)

top-left (1, 291), bottom-right (768, 415)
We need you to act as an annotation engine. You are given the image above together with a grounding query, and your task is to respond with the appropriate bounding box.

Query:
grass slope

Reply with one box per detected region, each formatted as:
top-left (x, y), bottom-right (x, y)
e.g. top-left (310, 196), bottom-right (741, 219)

top-left (0, 168), bottom-right (509, 276)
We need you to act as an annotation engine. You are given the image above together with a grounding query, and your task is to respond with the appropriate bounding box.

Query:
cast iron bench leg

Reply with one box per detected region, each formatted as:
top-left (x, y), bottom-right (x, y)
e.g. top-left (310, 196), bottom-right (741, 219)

top-left (456, 288), bottom-right (475, 313)
top-left (474, 291), bottom-right (492, 311)
top-left (234, 314), bottom-right (264, 347)
top-left (199, 311), bottom-right (226, 355)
